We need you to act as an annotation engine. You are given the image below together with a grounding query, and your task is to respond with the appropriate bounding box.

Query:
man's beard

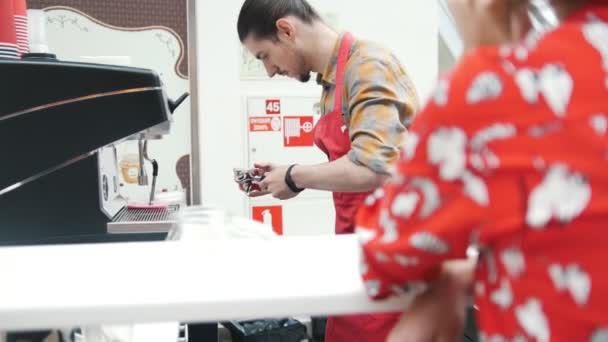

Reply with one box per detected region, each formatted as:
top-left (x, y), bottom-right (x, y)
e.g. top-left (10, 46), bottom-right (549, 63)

top-left (298, 72), bottom-right (311, 83)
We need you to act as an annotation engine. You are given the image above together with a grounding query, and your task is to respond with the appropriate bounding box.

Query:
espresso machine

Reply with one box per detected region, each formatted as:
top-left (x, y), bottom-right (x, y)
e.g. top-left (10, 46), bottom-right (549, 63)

top-left (0, 53), bottom-right (188, 246)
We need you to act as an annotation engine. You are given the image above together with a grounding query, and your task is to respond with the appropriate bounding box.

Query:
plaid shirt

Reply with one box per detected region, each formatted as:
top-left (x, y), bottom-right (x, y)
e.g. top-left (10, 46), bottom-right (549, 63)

top-left (317, 33), bottom-right (419, 174)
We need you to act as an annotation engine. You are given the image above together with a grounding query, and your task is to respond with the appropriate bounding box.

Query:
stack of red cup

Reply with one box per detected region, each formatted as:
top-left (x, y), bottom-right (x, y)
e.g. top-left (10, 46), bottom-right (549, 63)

top-left (0, 0), bottom-right (18, 59)
top-left (13, 0), bottom-right (29, 56)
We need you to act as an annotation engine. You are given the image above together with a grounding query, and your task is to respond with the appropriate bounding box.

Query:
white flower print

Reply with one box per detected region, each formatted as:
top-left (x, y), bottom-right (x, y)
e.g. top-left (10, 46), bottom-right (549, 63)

top-left (590, 114), bottom-right (608, 135)
top-left (410, 177), bottom-right (441, 218)
top-left (486, 152), bottom-right (500, 169)
top-left (391, 192), bottom-right (420, 218)
top-left (582, 19), bottom-right (608, 69)
top-left (500, 248), bottom-right (526, 278)
top-left (434, 78), bottom-right (450, 106)
top-left (466, 72), bottom-right (504, 104)
top-left (428, 127), bottom-right (468, 181)
top-left (548, 263), bottom-right (592, 306)
top-left (410, 232), bottom-right (449, 254)
top-left (363, 187), bottom-right (385, 206)
top-left (365, 280), bottom-right (381, 297)
top-left (491, 280), bottom-right (514, 310)
top-left (355, 226), bottom-right (376, 245)
top-left (402, 132), bottom-right (420, 161)
top-left (470, 151), bottom-right (501, 172)
top-left (471, 124), bottom-right (517, 150)
top-left (373, 188), bottom-right (385, 200)
top-left (427, 126), bottom-right (494, 206)
top-left (470, 154), bottom-right (485, 171)
top-left (379, 209), bottom-right (399, 244)
top-left (469, 123), bottom-right (515, 173)
top-left (462, 171), bottom-right (489, 206)
top-left (515, 298), bottom-right (550, 342)
top-left (515, 68), bottom-right (539, 103)
top-left (394, 254), bottom-right (419, 267)
top-left (526, 164), bottom-right (591, 228)
top-left (590, 328), bottom-right (608, 342)
top-left (515, 65), bottom-right (574, 117)
top-left (364, 194), bottom-right (377, 207)
top-left (539, 64), bottom-right (574, 117)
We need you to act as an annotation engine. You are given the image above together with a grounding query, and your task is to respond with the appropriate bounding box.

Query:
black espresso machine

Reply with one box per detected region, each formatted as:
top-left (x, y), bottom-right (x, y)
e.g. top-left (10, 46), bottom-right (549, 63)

top-left (0, 54), bottom-right (188, 246)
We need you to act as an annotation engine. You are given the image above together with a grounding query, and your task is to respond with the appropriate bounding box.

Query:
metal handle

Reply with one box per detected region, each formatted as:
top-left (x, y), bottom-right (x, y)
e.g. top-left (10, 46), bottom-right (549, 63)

top-left (149, 174), bottom-right (157, 204)
top-left (142, 140), bottom-right (159, 204)
top-left (138, 137), bottom-right (148, 186)
top-left (168, 93), bottom-right (190, 114)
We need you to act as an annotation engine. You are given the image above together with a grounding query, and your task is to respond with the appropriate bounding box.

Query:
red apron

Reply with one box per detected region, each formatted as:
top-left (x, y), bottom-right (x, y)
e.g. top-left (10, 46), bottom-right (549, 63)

top-left (313, 32), bottom-right (399, 342)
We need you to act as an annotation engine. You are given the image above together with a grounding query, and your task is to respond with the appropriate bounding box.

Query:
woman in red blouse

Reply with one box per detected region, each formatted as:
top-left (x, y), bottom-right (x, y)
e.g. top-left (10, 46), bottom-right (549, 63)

top-left (357, 0), bottom-right (608, 341)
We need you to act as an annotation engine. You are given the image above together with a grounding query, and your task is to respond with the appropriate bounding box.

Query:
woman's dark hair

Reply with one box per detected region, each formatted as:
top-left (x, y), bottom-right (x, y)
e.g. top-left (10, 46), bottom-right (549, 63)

top-left (237, 0), bottom-right (321, 42)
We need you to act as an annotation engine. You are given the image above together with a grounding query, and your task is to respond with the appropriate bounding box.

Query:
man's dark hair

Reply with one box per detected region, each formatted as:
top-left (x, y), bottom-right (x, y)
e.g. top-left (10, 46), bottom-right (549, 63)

top-left (237, 0), bottom-right (321, 42)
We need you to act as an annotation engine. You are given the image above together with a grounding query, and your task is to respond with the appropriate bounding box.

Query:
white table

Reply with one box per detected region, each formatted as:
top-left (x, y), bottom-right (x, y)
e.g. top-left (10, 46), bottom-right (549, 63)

top-left (0, 234), bottom-right (411, 331)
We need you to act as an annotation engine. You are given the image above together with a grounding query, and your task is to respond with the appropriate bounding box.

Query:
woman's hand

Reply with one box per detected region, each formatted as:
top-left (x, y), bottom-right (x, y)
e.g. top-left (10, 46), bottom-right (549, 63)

top-left (388, 260), bottom-right (475, 342)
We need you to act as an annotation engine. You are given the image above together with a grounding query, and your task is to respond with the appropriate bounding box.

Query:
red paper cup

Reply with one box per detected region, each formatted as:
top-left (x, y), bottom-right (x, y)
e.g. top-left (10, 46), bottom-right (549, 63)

top-left (0, 0), bottom-right (18, 58)
top-left (13, 0), bottom-right (28, 55)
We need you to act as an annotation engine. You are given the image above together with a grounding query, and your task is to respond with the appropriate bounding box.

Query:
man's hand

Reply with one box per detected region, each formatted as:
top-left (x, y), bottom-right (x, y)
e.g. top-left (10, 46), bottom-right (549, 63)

top-left (234, 164), bottom-right (268, 197)
top-left (388, 260), bottom-right (475, 342)
top-left (247, 188), bottom-right (271, 198)
top-left (247, 162), bottom-right (271, 197)
top-left (256, 162), bottom-right (300, 200)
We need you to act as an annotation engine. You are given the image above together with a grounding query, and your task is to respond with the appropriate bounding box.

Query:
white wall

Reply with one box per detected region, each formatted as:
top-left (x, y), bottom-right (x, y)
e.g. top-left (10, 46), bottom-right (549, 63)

top-left (195, 1), bottom-right (438, 218)
top-left (438, 0), bottom-right (464, 60)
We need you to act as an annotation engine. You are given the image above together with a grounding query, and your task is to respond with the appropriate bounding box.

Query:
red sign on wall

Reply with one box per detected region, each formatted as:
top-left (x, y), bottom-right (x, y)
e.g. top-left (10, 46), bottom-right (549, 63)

top-left (249, 116), bottom-right (282, 132)
top-left (283, 116), bottom-right (314, 147)
top-left (265, 99), bottom-right (281, 115)
top-left (252, 205), bottom-right (283, 235)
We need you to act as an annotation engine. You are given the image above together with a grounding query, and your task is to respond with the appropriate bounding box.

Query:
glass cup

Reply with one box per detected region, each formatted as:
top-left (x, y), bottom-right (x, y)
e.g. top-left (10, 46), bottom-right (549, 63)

top-left (168, 206), bottom-right (227, 242)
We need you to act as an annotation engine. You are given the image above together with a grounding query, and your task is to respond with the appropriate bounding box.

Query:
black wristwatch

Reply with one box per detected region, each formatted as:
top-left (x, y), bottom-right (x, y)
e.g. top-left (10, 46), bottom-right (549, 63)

top-left (285, 164), bottom-right (305, 193)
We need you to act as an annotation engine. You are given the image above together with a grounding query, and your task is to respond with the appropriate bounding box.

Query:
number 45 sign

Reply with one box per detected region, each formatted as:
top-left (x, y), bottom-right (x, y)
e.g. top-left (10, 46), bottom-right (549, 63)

top-left (266, 99), bottom-right (281, 115)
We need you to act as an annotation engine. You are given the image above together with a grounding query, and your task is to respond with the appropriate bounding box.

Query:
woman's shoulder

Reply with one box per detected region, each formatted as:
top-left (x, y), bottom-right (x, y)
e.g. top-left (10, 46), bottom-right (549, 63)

top-left (421, 46), bottom-right (516, 124)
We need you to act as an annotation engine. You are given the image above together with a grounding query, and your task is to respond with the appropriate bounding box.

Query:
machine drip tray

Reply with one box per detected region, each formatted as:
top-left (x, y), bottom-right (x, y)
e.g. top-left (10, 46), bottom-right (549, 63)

top-left (107, 204), bottom-right (180, 234)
